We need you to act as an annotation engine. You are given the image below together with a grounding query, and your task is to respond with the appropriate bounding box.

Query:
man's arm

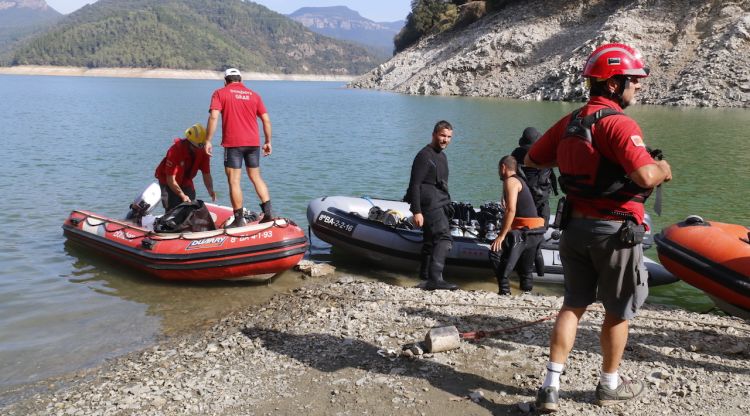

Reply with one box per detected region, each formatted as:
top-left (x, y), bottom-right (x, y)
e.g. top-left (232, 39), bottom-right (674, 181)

top-left (629, 159), bottom-right (672, 188)
top-left (524, 153), bottom-right (557, 169)
top-left (202, 172), bottom-right (216, 202)
top-left (260, 113), bottom-right (272, 156)
top-left (167, 175), bottom-right (190, 203)
top-left (491, 177), bottom-right (521, 252)
top-left (406, 152), bottom-right (429, 227)
top-left (205, 109), bottom-right (220, 156)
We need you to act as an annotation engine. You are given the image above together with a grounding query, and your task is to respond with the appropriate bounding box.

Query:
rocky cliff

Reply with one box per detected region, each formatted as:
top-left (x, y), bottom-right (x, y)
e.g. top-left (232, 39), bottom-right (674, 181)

top-left (351, 0), bottom-right (750, 108)
top-left (289, 6), bottom-right (402, 56)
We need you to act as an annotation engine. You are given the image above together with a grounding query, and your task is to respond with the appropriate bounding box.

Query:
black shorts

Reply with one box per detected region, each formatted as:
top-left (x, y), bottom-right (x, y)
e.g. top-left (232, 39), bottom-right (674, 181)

top-left (559, 218), bottom-right (648, 320)
top-left (224, 146), bottom-right (260, 169)
top-left (161, 184), bottom-right (195, 212)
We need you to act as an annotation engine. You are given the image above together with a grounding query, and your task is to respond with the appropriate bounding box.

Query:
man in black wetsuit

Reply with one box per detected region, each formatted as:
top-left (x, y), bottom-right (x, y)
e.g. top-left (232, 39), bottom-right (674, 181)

top-left (511, 127), bottom-right (558, 227)
top-left (511, 127), bottom-right (558, 277)
top-left (404, 120), bottom-right (458, 291)
top-left (489, 155), bottom-right (545, 295)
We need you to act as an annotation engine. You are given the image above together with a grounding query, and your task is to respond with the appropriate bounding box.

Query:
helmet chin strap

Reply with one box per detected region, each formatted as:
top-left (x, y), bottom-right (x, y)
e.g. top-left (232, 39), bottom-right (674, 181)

top-left (608, 76), bottom-right (630, 108)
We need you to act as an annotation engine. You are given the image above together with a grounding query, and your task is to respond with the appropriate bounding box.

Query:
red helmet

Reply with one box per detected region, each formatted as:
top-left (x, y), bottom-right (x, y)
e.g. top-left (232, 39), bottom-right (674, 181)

top-left (583, 43), bottom-right (649, 80)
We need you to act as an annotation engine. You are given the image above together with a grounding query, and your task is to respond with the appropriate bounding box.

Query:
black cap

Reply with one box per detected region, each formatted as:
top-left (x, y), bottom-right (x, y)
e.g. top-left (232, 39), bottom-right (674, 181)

top-left (519, 127), bottom-right (540, 147)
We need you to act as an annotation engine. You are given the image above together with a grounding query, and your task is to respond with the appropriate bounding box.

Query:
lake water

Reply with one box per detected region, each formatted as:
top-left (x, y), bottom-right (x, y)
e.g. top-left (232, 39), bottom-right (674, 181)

top-left (1, 75), bottom-right (748, 397)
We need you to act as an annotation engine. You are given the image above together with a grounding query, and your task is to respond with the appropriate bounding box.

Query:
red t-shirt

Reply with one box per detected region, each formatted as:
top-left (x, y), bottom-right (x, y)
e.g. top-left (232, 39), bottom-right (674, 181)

top-left (209, 82), bottom-right (268, 147)
top-left (154, 139), bottom-right (211, 189)
top-left (528, 96), bottom-right (655, 224)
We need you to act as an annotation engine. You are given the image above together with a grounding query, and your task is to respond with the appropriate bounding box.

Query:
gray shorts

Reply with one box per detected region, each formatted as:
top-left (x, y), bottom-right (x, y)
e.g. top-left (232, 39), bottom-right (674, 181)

top-left (224, 146), bottom-right (260, 169)
top-left (559, 218), bottom-right (648, 320)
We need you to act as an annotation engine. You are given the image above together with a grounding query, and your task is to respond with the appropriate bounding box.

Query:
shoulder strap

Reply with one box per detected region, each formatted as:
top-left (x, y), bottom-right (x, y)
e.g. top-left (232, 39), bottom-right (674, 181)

top-left (581, 108), bottom-right (624, 128)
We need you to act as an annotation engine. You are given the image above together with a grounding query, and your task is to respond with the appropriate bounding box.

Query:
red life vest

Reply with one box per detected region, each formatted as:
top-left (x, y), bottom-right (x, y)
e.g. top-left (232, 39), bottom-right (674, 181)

top-left (557, 108), bottom-right (653, 205)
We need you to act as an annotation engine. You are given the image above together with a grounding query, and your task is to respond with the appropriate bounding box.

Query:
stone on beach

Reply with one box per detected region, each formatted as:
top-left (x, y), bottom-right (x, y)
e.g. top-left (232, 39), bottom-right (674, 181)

top-left (3, 279), bottom-right (749, 416)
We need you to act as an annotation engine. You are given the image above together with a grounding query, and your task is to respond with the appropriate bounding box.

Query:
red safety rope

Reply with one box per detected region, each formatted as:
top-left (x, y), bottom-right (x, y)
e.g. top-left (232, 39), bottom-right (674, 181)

top-left (459, 313), bottom-right (557, 341)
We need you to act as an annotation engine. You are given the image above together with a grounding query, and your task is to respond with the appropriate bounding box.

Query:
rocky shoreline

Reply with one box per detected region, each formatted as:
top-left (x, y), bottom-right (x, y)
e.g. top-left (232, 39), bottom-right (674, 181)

top-left (351, 0), bottom-right (750, 108)
top-left (3, 276), bottom-right (749, 415)
top-left (0, 66), bottom-right (355, 82)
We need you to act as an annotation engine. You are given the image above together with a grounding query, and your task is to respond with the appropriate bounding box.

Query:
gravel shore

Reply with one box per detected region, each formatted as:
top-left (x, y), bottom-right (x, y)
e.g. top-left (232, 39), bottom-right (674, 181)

top-left (4, 276), bottom-right (749, 415)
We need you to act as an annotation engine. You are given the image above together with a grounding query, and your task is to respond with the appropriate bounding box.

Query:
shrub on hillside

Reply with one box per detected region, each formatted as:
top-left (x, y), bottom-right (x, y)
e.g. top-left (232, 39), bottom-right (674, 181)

top-left (454, 1), bottom-right (487, 29)
top-left (394, 0), bottom-right (460, 53)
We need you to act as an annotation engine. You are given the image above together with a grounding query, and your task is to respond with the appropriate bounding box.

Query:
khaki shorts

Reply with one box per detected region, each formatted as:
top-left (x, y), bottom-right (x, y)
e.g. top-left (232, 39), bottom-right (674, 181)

top-left (559, 218), bottom-right (648, 320)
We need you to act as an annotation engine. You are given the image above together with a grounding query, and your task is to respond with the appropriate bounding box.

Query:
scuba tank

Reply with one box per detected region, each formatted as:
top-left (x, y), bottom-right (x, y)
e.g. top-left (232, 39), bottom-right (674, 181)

top-left (478, 202), bottom-right (503, 240)
top-left (464, 219), bottom-right (480, 238)
top-left (450, 218), bottom-right (464, 237)
top-left (484, 222), bottom-right (498, 242)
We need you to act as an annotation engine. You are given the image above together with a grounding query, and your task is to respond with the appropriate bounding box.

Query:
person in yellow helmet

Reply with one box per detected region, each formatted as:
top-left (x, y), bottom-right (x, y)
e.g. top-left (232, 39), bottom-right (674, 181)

top-left (154, 123), bottom-right (216, 211)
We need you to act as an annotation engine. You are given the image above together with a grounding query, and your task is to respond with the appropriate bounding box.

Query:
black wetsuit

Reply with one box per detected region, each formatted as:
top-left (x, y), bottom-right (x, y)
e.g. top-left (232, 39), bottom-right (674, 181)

top-left (404, 144), bottom-right (452, 283)
top-left (511, 146), bottom-right (558, 227)
top-left (489, 174), bottom-right (545, 294)
top-left (512, 145), bottom-right (558, 276)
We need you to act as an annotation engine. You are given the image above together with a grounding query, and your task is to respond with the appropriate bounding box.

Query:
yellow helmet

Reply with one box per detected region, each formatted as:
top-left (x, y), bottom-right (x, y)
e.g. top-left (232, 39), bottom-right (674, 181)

top-left (185, 123), bottom-right (207, 146)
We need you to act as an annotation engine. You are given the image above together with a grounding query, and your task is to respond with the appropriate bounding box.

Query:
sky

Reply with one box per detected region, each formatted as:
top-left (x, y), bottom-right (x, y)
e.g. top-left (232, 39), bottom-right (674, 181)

top-left (45, 0), bottom-right (411, 22)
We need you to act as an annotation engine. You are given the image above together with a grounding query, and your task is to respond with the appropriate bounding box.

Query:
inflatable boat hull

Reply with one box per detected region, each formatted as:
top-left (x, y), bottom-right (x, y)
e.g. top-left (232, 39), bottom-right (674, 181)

top-left (63, 204), bottom-right (308, 281)
top-left (655, 217), bottom-right (750, 316)
top-left (308, 196), bottom-right (676, 286)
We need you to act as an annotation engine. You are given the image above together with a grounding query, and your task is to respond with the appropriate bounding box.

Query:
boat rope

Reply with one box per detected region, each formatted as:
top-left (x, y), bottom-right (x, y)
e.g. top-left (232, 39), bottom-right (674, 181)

top-left (71, 211), bottom-right (295, 242)
top-left (459, 314), bottom-right (558, 340)
top-left (267, 286), bottom-right (750, 334)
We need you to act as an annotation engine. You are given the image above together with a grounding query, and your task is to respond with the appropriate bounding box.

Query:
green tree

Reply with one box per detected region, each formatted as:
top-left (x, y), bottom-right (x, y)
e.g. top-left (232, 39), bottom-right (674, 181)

top-left (394, 0), bottom-right (459, 53)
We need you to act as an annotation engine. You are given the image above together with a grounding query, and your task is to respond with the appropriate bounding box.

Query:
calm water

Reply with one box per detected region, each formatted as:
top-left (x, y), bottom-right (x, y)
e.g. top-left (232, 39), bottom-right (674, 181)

top-left (1, 75), bottom-right (748, 395)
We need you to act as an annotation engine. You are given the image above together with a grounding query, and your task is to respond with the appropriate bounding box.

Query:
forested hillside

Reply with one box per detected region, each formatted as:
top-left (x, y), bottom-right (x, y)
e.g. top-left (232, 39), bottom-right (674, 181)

top-left (6, 0), bottom-right (381, 75)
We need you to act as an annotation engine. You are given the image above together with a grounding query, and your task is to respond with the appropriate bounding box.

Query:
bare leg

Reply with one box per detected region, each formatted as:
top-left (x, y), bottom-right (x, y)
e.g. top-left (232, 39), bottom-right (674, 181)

top-left (549, 306), bottom-right (587, 364)
top-left (246, 167), bottom-right (270, 203)
top-left (225, 167), bottom-right (243, 210)
top-left (600, 312), bottom-right (629, 373)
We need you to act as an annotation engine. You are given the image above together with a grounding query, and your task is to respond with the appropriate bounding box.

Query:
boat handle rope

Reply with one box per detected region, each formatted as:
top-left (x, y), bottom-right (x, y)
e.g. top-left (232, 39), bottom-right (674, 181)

top-left (361, 195), bottom-right (375, 206)
top-left (72, 211), bottom-right (296, 242)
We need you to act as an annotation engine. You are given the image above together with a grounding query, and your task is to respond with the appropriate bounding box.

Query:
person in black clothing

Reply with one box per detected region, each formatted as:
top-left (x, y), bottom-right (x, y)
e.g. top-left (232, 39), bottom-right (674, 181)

top-left (511, 127), bottom-right (558, 277)
top-left (404, 120), bottom-right (458, 291)
top-left (489, 155), bottom-right (546, 295)
top-left (511, 127), bottom-right (558, 227)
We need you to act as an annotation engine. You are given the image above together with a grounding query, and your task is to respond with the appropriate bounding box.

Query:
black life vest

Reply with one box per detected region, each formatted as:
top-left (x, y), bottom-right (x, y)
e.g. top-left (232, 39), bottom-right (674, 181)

top-left (512, 174), bottom-right (539, 218)
top-left (557, 108), bottom-right (653, 204)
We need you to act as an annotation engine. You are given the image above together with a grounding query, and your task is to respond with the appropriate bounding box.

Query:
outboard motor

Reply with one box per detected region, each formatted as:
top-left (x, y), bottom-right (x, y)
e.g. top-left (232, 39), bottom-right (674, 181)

top-left (125, 182), bottom-right (162, 226)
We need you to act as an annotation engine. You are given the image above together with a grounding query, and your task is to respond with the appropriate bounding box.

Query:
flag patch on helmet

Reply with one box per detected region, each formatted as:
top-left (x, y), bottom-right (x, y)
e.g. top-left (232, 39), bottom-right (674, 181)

top-left (608, 57), bottom-right (621, 65)
top-left (630, 135), bottom-right (645, 147)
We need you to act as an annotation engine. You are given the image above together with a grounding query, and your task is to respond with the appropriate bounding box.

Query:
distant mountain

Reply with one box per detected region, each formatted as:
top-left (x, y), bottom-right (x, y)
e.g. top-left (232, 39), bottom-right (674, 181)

top-left (0, 0), bottom-right (61, 54)
top-left (288, 6), bottom-right (404, 56)
top-left (5, 0), bottom-right (382, 75)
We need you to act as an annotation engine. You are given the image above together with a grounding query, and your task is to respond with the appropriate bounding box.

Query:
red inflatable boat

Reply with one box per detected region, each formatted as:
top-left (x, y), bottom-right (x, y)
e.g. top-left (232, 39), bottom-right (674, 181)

top-left (655, 216), bottom-right (750, 318)
top-left (63, 203), bottom-right (308, 281)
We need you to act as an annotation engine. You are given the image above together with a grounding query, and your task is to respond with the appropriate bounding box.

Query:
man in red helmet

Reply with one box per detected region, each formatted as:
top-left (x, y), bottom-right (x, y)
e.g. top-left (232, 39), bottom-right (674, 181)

top-left (525, 43), bottom-right (672, 412)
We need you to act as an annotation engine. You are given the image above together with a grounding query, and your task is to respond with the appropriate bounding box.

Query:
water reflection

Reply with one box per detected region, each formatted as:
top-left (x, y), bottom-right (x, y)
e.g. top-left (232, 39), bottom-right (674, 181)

top-left (64, 242), bottom-right (313, 336)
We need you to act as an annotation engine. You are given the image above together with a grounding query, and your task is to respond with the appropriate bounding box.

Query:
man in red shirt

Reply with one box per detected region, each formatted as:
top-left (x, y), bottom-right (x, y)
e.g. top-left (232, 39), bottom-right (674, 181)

top-left (155, 123), bottom-right (216, 211)
top-left (526, 44), bottom-right (672, 412)
top-left (205, 68), bottom-right (273, 227)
